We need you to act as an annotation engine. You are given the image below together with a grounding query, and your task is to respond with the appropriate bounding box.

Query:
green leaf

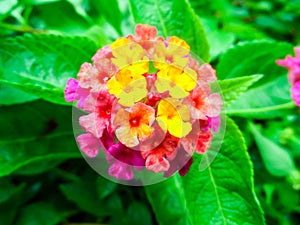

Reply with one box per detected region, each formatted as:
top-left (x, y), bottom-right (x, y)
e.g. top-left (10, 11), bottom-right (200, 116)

top-left (83, 25), bottom-right (112, 48)
top-left (14, 202), bottom-right (65, 225)
top-left (13, 159), bottom-right (66, 176)
top-left (0, 34), bottom-right (97, 105)
top-left (0, 84), bottom-right (38, 106)
top-left (182, 117), bottom-right (265, 225)
top-left (145, 174), bottom-right (192, 225)
top-left (222, 22), bottom-right (271, 41)
top-left (0, 183), bottom-right (25, 225)
top-left (89, 0), bottom-right (123, 35)
top-left (215, 74), bottom-right (263, 107)
top-left (67, 0), bottom-right (92, 23)
top-left (0, 0), bottom-right (18, 17)
top-left (255, 16), bottom-right (291, 34)
top-left (125, 202), bottom-right (153, 225)
top-left (0, 100), bottom-right (80, 177)
top-left (96, 176), bottom-right (118, 199)
top-left (227, 76), bottom-right (295, 119)
top-left (129, 0), bottom-right (210, 62)
top-left (216, 41), bottom-right (294, 85)
top-left (189, 0), bottom-right (270, 41)
top-left (217, 41), bottom-right (295, 119)
top-left (60, 181), bottom-right (106, 217)
top-left (21, 0), bottom-right (60, 5)
top-left (276, 182), bottom-right (299, 210)
top-left (0, 179), bottom-right (23, 204)
top-left (249, 122), bottom-right (296, 177)
top-left (59, 172), bottom-right (119, 217)
top-left (284, 0), bottom-right (300, 15)
top-left (200, 17), bottom-right (236, 60)
top-left (29, 1), bottom-right (91, 34)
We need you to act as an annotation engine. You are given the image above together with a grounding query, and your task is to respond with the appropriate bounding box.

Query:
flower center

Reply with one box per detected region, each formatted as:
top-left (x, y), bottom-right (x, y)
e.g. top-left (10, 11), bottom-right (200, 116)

top-left (192, 97), bottom-right (203, 109)
top-left (166, 56), bottom-right (173, 64)
top-left (129, 117), bottom-right (141, 127)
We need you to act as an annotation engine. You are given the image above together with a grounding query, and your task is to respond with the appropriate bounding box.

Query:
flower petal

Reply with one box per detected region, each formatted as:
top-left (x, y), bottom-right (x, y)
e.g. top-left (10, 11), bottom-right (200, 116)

top-left (117, 79), bottom-right (148, 107)
top-left (108, 162), bottom-right (134, 180)
top-left (64, 78), bottom-right (78, 102)
top-left (167, 117), bottom-right (192, 138)
top-left (175, 67), bottom-right (197, 92)
top-left (135, 24), bottom-right (158, 40)
top-left (92, 45), bottom-right (113, 62)
top-left (205, 93), bottom-right (222, 117)
top-left (208, 116), bottom-right (221, 133)
top-left (79, 113), bottom-right (106, 138)
top-left (198, 63), bottom-right (217, 82)
top-left (196, 130), bottom-right (212, 154)
top-left (157, 99), bottom-right (192, 138)
top-left (77, 133), bottom-right (101, 157)
top-left (116, 126), bottom-right (139, 147)
top-left (145, 154), bottom-right (170, 173)
top-left (108, 69), bottom-right (148, 106)
top-left (291, 81), bottom-right (300, 106)
top-left (179, 157), bottom-right (194, 176)
top-left (108, 143), bottom-right (145, 166)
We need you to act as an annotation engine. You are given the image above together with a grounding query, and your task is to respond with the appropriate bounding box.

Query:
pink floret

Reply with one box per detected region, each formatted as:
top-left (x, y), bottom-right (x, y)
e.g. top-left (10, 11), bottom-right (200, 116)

top-left (276, 47), bottom-right (300, 85)
top-left (135, 24), bottom-right (158, 40)
top-left (108, 162), bottom-right (134, 180)
top-left (77, 133), bottom-right (101, 158)
top-left (92, 45), bottom-right (113, 63)
top-left (64, 78), bottom-right (78, 102)
top-left (276, 47), bottom-right (300, 106)
top-left (291, 81), bottom-right (300, 106)
top-left (208, 116), bottom-right (221, 133)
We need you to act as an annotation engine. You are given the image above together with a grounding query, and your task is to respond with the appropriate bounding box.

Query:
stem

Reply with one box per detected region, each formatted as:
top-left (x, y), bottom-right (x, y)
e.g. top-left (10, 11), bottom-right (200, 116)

top-left (0, 22), bottom-right (47, 34)
top-left (227, 101), bottom-right (295, 116)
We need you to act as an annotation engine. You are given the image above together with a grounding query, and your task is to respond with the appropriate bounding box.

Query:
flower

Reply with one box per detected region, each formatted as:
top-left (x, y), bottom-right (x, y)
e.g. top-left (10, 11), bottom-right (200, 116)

top-left (276, 47), bottom-right (300, 106)
top-left (180, 119), bottom-right (213, 155)
top-left (141, 132), bottom-right (180, 173)
top-left (108, 142), bottom-right (145, 167)
top-left (79, 90), bottom-right (116, 138)
top-left (128, 24), bottom-right (160, 41)
top-left (106, 36), bottom-right (151, 107)
top-left (184, 83), bottom-right (222, 120)
top-left (110, 38), bottom-right (149, 70)
top-left (108, 162), bottom-right (134, 181)
top-left (189, 59), bottom-right (217, 82)
top-left (156, 98), bottom-right (192, 138)
top-left (76, 133), bottom-right (101, 158)
top-left (127, 24), bottom-right (164, 56)
top-left (113, 103), bottom-right (155, 147)
top-left (276, 47), bottom-right (300, 85)
top-left (155, 65), bottom-right (197, 98)
top-left (291, 81), bottom-right (300, 106)
top-left (164, 149), bottom-right (194, 177)
top-left (154, 36), bottom-right (190, 69)
top-left (65, 24), bottom-right (223, 181)
top-left (107, 67), bottom-right (148, 106)
top-left (64, 78), bottom-right (90, 108)
top-left (65, 78), bottom-right (79, 102)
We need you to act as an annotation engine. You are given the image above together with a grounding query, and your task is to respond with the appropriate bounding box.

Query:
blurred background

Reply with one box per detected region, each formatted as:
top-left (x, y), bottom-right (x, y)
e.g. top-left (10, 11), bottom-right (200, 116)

top-left (0, 0), bottom-right (300, 224)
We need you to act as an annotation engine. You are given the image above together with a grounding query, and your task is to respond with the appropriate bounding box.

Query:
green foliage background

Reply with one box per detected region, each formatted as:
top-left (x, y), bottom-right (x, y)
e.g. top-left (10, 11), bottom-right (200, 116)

top-left (0, 0), bottom-right (299, 224)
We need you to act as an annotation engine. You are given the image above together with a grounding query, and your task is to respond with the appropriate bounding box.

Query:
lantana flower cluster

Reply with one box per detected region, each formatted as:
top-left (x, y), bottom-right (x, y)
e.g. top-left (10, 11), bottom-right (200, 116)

top-left (65, 24), bottom-right (222, 181)
top-left (276, 47), bottom-right (300, 106)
